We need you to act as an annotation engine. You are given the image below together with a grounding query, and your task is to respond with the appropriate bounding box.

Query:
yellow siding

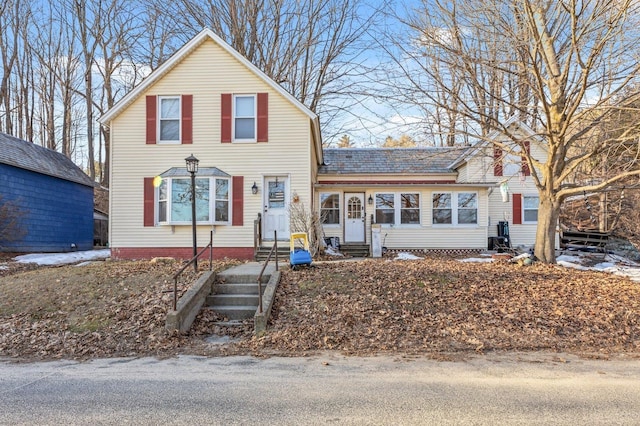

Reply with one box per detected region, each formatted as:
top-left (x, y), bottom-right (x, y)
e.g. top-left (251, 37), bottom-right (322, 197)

top-left (109, 39), bottom-right (312, 249)
top-left (318, 185), bottom-right (491, 249)
top-left (463, 139), bottom-right (547, 249)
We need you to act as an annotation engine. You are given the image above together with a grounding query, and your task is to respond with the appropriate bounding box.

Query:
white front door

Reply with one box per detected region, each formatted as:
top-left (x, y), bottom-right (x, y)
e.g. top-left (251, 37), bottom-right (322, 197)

top-left (344, 193), bottom-right (365, 243)
top-left (263, 176), bottom-right (289, 240)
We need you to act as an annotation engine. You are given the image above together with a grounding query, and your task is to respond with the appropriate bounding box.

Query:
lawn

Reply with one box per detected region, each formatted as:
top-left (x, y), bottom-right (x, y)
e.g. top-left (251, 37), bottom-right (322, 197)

top-left (1, 255), bottom-right (639, 361)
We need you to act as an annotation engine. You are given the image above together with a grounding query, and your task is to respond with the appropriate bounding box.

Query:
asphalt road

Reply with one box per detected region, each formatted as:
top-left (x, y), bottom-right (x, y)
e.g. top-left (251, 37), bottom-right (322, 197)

top-left (1, 352), bottom-right (639, 425)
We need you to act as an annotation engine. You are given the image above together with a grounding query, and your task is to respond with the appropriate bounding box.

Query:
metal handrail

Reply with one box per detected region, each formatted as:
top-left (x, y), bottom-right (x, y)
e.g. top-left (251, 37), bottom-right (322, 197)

top-left (170, 231), bottom-right (213, 311)
top-left (256, 230), bottom-right (278, 313)
top-left (253, 213), bottom-right (262, 259)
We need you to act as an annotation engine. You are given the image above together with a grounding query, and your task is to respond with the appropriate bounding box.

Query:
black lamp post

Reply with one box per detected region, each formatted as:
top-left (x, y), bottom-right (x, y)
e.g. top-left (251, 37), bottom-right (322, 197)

top-left (185, 154), bottom-right (199, 271)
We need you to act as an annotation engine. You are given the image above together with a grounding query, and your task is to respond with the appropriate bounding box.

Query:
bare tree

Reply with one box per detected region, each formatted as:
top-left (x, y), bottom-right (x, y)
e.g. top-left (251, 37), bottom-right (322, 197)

top-left (385, 0), bottom-right (640, 263)
top-left (160, 0), bottom-right (383, 140)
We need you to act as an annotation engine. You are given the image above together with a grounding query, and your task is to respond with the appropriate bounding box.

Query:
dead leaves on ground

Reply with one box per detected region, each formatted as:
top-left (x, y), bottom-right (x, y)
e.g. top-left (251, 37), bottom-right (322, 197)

top-left (1, 256), bottom-right (639, 361)
top-left (238, 259), bottom-right (640, 357)
top-left (0, 259), bottom-right (239, 361)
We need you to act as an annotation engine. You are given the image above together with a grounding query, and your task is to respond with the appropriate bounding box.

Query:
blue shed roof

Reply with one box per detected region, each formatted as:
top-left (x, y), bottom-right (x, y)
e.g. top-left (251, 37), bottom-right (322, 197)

top-left (0, 132), bottom-right (94, 187)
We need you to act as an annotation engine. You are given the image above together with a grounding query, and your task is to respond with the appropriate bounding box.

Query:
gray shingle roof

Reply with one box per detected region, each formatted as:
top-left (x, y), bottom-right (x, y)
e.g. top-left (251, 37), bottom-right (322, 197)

top-left (0, 132), bottom-right (94, 187)
top-left (319, 147), bottom-right (471, 175)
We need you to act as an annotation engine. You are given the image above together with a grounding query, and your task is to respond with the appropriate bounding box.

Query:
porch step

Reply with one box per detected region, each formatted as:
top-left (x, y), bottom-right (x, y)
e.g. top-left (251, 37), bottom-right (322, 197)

top-left (255, 245), bottom-right (290, 262)
top-left (206, 263), bottom-right (274, 321)
top-left (340, 243), bottom-right (370, 258)
top-left (204, 305), bottom-right (258, 321)
top-left (207, 293), bottom-right (260, 306)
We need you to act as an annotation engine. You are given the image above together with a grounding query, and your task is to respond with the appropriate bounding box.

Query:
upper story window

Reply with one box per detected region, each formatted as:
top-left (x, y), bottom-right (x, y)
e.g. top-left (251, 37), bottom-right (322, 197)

top-left (320, 193), bottom-right (340, 225)
top-left (159, 96), bottom-right (180, 143)
top-left (146, 95), bottom-right (192, 145)
top-left (234, 95), bottom-right (256, 141)
top-left (432, 192), bottom-right (477, 225)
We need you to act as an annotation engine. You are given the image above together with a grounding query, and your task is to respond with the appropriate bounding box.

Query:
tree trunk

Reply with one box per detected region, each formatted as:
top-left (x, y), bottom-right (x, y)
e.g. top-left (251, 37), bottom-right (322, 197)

top-left (534, 194), bottom-right (561, 263)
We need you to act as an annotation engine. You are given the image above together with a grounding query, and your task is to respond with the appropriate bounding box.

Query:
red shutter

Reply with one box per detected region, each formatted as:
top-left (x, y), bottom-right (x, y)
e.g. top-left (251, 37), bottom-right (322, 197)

top-left (493, 146), bottom-right (503, 176)
top-left (143, 177), bottom-right (155, 226)
top-left (221, 93), bottom-right (232, 143)
top-left (257, 93), bottom-right (268, 142)
top-left (181, 95), bottom-right (193, 144)
top-left (146, 96), bottom-right (157, 144)
top-left (512, 193), bottom-right (522, 225)
top-left (521, 140), bottom-right (530, 176)
top-left (232, 176), bottom-right (244, 226)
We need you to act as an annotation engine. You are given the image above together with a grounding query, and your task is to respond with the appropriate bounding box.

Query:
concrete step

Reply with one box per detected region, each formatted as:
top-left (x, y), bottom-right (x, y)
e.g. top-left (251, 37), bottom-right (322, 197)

top-left (207, 293), bottom-right (260, 306)
top-left (255, 248), bottom-right (289, 262)
top-left (206, 305), bottom-right (257, 321)
top-left (214, 283), bottom-right (261, 295)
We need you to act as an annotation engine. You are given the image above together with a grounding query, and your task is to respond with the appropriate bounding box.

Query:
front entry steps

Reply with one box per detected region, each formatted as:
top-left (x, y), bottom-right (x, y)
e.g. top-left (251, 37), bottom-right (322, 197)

top-left (340, 243), bottom-right (370, 257)
top-left (255, 244), bottom-right (289, 262)
top-left (205, 263), bottom-right (275, 321)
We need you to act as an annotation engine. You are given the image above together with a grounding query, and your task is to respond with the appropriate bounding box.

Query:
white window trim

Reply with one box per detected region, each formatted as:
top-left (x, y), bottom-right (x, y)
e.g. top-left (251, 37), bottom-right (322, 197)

top-left (432, 191), bottom-right (478, 227)
top-left (232, 94), bottom-right (257, 143)
top-left (158, 96), bottom-right (181, 144)
top-left (157, 176), bottom-right (231, 225)
top-left (374, 192), bottom-right (421, 227)
top-left (319, 192), bottom-right (341, 226)
top-left (522, 195), bottom-right (539, 224)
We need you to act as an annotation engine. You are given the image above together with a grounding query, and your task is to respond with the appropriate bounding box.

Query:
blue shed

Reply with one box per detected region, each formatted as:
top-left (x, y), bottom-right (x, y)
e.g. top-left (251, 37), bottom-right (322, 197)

top-left (0, 132), bottom-right (95, 252)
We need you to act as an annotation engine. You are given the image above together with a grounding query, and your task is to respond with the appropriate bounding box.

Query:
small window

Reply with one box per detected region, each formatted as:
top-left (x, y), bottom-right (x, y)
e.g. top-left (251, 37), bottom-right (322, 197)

top-left (432, 193), bottom-right (452, 224)
top-left (320, 193), bottom-right (340, 225)
top-left (400, 193), bottom-right (420, 224)
top-left (457, 193), bottom-right (478, 224)
top-left (375, 193), bottom-right (395, 224)
top-left (234, 95), bottom-right (256, 141)
top-left (158, 179), bottom-right (168, 222)
top-left (215, 179), bottom-right (229, 222)
top-left (159, 96), bottom-right (180, 142)
top-left (523, 196), bottom-right (539, 223)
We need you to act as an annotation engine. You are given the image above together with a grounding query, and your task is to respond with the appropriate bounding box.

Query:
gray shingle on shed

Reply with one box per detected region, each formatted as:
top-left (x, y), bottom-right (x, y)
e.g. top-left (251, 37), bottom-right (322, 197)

top-left (319, 147), bottom-right (470, 175)
top-left (0, 132), bottom-right (94, 187)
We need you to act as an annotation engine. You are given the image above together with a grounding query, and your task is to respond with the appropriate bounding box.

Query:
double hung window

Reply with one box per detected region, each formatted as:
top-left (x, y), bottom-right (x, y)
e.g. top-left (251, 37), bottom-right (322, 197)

top-left (374, 193), bottom-right (420, 225)
top-left (320, 193), bottom-right (340, 224)
top-left (234, 95), bottom-right (256, 141)
top-left (432, 192), bottom-right (478, 225)
top-left (159, 96), bottom-right (180, 142)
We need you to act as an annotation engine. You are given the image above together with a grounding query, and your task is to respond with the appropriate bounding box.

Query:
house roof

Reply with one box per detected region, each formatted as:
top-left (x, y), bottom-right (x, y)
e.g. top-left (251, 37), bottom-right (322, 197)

top-left (0, 132), bottom-right (94, 187)
top-left (98, 28), bottom-right (323, 164)
top-left (159, 167), bottom-right (230, 178)
top-left (319, 148), bottom-right (471, 175)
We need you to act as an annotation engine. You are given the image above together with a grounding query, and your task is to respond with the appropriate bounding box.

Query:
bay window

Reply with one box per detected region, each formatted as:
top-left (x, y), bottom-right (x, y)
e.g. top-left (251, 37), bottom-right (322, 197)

top-left (158, 176), bottom-right (230, 224)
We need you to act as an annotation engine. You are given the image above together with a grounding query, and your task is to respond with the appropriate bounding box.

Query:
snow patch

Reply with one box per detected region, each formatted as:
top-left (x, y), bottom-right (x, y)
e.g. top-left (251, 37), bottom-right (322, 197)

top-left (394, 252), bottom-right (422, 260)
top-left (556, 260), bottom-right (589, 271)
top-left (14, 249), bottom-right (111, 266)
top-left (325, 247), bottom-right (343, 257)
top-left (458, 258), bottom-right (495, 263)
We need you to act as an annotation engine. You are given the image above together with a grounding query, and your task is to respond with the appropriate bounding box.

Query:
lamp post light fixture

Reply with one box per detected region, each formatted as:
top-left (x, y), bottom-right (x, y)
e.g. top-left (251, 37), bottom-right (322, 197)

top-left (185, 154), bottom-right (199, 271)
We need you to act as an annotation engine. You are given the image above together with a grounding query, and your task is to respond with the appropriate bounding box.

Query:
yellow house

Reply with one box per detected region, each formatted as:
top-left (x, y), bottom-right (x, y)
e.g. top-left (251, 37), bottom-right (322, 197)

top-left (318, 118), bottom-right (546, 254)
top-left (100, 30), bottom-right (545, 260)
top-left (99, 29), bottom-right (322, 260)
